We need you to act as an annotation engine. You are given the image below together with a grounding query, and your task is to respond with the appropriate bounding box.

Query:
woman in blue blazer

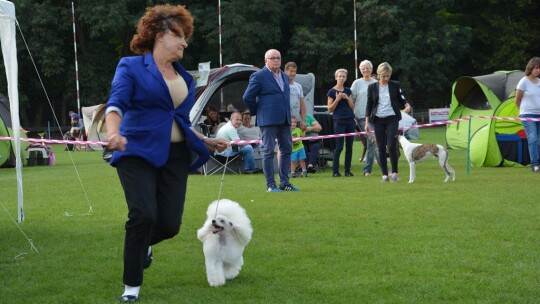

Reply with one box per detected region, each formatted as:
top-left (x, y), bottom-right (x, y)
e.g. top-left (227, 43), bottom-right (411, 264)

top-left (105, 5), bottom-right (227, 302)
top-left (365, 62), bottom-right (411, 182)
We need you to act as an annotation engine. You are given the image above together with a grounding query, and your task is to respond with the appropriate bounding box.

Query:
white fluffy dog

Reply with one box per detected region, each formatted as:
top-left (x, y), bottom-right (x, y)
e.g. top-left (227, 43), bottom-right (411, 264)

top-left (398, 135), bottom-right (456, 183)
top-left (197, 199), bottom-right (252, 287)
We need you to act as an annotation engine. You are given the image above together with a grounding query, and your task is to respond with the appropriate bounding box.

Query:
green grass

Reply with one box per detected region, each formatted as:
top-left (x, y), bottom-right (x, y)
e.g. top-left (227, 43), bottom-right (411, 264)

top-left (1, 127), bottom-right (540, 303)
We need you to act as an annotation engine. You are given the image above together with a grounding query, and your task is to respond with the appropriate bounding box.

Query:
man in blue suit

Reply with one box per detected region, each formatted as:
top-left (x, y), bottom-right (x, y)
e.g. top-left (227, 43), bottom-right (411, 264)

top-left (243, 49), bottom-right (299, 192)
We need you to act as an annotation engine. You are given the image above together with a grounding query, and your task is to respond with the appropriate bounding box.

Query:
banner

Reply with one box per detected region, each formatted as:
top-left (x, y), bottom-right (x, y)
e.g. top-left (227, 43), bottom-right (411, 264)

top-left (429, 108), bottom-right (449, 123)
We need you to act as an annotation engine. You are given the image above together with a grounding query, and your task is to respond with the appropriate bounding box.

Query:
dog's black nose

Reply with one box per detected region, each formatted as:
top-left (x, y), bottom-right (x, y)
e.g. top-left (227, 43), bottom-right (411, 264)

top-left (212, 220), bottom-right (216, 224)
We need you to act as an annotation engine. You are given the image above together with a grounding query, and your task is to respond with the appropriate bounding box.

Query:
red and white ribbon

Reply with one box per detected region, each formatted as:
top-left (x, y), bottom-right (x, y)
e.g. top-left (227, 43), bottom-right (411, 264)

top-left (2, 116), bottom-right (539, 146)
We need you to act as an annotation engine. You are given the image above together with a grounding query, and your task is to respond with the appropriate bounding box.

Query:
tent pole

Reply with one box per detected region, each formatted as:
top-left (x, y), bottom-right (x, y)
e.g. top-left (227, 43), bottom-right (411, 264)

top-left (72, 2), bottom-right (81, 115)
top-left (353, 0), bottom-right (358, 79)
top-left (467, 115), bottom-right (472, 176)
top-left (1, 1), bottom-right (24, 221)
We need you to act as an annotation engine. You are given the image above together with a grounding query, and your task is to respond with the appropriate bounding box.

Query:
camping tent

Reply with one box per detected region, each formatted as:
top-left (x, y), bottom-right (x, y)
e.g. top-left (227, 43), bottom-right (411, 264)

top-left (446, 71), bottom-right (527, 167)
top-left (0, 98), bottom-right (27, 167)
top-left (81, 104), bottom-right (107, 151)
top-left (1, 0), bottom-right (25, 221)
top-left (189, 63), bottom-right (316, 127)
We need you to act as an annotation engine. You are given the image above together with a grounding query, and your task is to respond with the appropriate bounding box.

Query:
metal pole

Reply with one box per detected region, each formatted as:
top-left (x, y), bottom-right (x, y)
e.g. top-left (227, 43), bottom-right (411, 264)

top-left (353, 0), bottom-right (358, 79)
top-left (218, 0), bottom-right (224, 110)
top-left (467, 115), bottom-right (472, 175)
top-left (72, 2), bottom-right (81, 115)
top-left (218, 0), bottom-right (223, 68)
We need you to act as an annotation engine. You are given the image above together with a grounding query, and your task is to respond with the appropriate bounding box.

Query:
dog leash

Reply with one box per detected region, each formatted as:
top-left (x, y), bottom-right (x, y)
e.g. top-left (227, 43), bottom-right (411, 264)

top-left (213, 153), bottom-right (229, 220)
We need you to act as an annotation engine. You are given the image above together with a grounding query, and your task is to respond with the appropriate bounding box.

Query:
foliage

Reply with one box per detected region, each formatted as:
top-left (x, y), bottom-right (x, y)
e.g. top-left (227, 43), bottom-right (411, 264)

top-left (1, 1), bottom-right (540, 127)
top-left (1, 128), bottom-right (540, 303)
top-left (450, 0), bottom-right (540, 74)
top-left (357, 0), bottom-right (472, 107)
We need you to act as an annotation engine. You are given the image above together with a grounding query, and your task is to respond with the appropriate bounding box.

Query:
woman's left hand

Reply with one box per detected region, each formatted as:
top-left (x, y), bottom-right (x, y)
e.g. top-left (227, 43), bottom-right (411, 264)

top-left (205, 138), bottom-right (229, 153)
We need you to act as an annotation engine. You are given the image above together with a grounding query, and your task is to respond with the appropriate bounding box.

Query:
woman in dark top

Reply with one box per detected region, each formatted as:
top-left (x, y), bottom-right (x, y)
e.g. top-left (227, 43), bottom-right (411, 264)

top-left (203, 105), bottom-right (226, 134)
top-left (327, 68), bottom-right (355, 177)
top-left (365, 62), bottom-right (411, 182)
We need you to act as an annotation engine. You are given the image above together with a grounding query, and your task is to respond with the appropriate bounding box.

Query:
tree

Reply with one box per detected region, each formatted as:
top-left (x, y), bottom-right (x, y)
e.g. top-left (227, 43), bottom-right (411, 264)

top-left (357, 0), bottom-right (472, 108)
top-left (451, 0), bottom-right (540, 74)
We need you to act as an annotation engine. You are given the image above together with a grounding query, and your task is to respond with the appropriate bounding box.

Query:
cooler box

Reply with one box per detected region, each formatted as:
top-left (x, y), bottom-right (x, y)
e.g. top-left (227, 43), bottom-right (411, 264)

top-left (27, 147), bottom-right (49, 166)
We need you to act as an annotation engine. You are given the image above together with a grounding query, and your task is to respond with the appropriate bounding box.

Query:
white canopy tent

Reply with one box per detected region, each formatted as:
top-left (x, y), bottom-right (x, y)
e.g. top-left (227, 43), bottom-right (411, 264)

top-left (0, 0), bottom-right (24, 222)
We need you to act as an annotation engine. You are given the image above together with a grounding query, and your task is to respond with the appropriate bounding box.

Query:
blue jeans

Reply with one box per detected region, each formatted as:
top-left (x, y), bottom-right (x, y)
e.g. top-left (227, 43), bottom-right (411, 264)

top-left (303, 139), bottom-right (321, 167)
top-left (520, 114), bottom-right (540, 167)
top-left (357, 117), bottom-right (380, 173)
top-left (220, 145), bottom-right (257, 171)
top-left (260, 124), bottom-right (292, 187)
top-left (332, 119), bottom-right (355, 174)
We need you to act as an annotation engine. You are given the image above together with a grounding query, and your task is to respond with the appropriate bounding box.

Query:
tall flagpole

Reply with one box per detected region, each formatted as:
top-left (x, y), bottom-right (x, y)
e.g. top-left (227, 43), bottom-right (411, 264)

top-left (71, 2), bottom-right (81, 115)
top-left (218, 0), bottom-right (224, 110)
top-left (218, 0), bottom-right (223, 68)
top-left (353, 0), bottom-right (358, 79)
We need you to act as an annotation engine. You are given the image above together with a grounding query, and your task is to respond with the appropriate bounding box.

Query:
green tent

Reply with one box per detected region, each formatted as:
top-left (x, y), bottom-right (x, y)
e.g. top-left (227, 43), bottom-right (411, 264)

top-left (446, 71), bottom-right (527, 167)
top-left (0, 99), bottom-right (27, 167)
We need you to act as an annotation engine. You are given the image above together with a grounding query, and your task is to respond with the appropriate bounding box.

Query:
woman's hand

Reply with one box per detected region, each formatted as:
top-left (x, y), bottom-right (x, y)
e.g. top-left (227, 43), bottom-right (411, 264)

top-left (107, 133), bottom-right (127, 151)
top-left (204, 137), bottom-right (229, 153)
top-left (403, 103), bottom-right (412, 114)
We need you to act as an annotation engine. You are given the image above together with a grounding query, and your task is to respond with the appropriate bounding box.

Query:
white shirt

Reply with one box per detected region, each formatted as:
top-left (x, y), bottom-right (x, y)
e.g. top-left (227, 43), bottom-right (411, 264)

top-left (351, 78), bottom-right (377, 118)
top-left (289, 82), bottom-right (304, 122)
top-left (376, 85), bottom-right (394, 118)
top-left (215, 121), bottom-right (240, 155)
top-left (516, 77), bottom-right (540, 115)
top-left (238, 125), bottom-right (261, 140)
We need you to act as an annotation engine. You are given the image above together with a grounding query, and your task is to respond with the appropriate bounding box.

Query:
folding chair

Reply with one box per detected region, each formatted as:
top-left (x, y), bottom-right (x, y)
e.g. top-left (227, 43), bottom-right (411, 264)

top-left (203, 153), bottom-right (243, 176)
top-left (314, 113), bottom-right (335, 172)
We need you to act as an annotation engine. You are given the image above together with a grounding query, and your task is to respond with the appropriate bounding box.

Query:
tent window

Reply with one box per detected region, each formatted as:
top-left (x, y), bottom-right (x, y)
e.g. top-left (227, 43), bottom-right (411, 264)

top-left (207, 79), bottom-right (249, 113)
top-left (455, 79), bottom-right (492, 110)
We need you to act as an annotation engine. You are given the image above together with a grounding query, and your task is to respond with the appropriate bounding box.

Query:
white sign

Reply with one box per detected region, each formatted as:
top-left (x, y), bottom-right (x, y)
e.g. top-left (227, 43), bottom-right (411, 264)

top-left (429, 108), bottom-right (450, 123)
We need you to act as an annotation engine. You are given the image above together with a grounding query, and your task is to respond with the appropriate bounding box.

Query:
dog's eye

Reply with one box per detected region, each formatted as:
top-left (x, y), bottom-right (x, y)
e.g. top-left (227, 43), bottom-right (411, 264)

top-left (220, 220), bottom-right (225, 223)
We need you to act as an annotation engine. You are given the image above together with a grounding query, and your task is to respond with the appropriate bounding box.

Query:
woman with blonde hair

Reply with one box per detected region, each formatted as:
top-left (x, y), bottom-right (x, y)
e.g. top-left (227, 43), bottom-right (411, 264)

top-left (327, 68), bottom-right (355, 177)
top-left (365, 62), bottom-right (411, 182)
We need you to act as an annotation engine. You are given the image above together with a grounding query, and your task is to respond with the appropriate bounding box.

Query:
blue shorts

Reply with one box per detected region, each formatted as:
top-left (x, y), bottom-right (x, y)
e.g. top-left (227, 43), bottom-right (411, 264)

top-left (291, 148), bottom-right (306, 162)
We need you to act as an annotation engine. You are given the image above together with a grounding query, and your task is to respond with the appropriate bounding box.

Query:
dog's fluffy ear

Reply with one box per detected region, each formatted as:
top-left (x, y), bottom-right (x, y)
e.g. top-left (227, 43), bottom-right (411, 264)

top-left (197, 220), bottom-right (214, 242)
top-left (230, 223), bottom-right (253, 246)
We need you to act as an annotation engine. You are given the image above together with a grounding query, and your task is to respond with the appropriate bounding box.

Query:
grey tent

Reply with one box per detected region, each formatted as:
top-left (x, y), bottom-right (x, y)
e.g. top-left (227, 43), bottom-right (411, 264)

top-left (189, 63), bottom-right (316, 127)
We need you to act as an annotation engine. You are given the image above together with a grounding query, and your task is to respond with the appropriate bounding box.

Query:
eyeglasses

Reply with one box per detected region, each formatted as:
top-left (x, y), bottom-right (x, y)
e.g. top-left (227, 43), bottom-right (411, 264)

top-left (266, 57), bottom-right (281, 61)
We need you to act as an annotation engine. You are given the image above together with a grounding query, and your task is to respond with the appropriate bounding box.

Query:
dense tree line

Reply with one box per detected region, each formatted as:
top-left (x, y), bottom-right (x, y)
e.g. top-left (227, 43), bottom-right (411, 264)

top-left (1, 0), bottom-right (539, 128)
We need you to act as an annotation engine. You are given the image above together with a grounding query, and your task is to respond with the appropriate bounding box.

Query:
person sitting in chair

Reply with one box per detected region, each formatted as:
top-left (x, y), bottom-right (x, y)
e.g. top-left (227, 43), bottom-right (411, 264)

top-left (215, 111), bottom-right (261, 173)
top-left (237, 110), bottom-right (261, 142)
top-left (203, 105), bottom-right (226, 135)
top-left (303, 114), bottom-right (322, 173)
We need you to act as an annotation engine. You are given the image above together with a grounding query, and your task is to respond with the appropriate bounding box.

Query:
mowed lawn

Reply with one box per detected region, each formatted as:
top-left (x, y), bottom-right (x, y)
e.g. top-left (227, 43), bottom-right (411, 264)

top-left (1, 127), bottom-right (539, 303)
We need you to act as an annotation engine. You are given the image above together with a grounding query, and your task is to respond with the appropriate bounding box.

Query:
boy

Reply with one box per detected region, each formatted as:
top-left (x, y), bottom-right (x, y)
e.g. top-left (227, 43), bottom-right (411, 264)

top-left (290, 116), bottom-right (308, 177)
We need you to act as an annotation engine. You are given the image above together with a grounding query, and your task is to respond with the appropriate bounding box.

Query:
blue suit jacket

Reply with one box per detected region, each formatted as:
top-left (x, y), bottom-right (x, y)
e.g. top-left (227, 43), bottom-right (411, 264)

top-left (243, 67), bottom-right (291, 127)
top-left (106, 52), bottom-right (209, 169)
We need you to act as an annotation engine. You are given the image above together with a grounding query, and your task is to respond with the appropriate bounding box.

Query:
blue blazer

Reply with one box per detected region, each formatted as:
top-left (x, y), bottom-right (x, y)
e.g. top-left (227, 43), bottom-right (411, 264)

top-left (243, 67), bottom-right (291, 127)
top-left (106, 52), bottom-right (209, 170)
top-left (366, 80), bottom-right (407, 121)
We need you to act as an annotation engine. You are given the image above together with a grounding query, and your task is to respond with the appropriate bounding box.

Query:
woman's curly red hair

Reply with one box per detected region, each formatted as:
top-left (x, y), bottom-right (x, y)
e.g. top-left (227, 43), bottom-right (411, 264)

top-left (130, 4), bottom-right (194, 54)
